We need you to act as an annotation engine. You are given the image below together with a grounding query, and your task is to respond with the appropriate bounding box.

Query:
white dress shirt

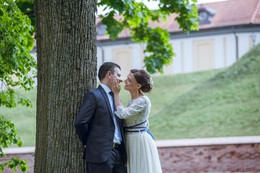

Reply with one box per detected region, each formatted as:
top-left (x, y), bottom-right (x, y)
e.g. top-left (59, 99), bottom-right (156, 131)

top-left (100, 83), bottom-right (122, 144)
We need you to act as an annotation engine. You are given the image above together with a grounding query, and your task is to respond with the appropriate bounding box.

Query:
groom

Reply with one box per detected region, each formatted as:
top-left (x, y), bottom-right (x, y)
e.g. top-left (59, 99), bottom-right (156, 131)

top-left (75, 62), bottom-right (127, 173)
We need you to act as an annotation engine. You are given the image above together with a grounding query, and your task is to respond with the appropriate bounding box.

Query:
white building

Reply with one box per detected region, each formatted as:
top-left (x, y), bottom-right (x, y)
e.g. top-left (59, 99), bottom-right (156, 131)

top-left (96, 0), bottom-right (260, 78)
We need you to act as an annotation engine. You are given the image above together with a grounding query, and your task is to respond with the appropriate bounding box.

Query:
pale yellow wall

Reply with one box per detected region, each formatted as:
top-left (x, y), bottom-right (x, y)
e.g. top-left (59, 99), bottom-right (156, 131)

top-left (224, 37), bottom-right (227, 67)
top-left (181, 41), bottom-right (184, 73)
top-left (140, 44), bottom-right (145, 70)
top-left (113, 47), bottom-right (133, 79)
top-left (249, 35), bottom-right (253, 49)
top-left (193, 39), bottom-right (215, 72)
top-left (98, 32), bottom-right (260, 76)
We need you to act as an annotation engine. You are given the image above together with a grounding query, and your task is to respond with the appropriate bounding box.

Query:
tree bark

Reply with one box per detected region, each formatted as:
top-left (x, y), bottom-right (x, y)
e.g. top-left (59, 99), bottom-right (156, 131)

top-left (34, 0), bottom-right (97, 172)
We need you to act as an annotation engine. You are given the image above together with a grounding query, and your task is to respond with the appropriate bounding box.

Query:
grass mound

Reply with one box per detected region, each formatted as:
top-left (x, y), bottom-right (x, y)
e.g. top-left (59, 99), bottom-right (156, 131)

top-left (149, 44), bottom-right (260, 139)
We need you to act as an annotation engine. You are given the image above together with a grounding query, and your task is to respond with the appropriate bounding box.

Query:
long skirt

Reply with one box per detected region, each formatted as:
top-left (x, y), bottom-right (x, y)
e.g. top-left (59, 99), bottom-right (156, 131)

top-left (126, 131), bottom-right (162, 173)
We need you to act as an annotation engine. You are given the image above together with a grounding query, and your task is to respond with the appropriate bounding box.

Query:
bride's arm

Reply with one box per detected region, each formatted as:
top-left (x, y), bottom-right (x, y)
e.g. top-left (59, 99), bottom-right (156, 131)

top-left (111, 78), bottom-right (146, 119)
top-left (115, 98), bottom-right (146, 119)
top-left (114, 92), bottom-right (123, 107)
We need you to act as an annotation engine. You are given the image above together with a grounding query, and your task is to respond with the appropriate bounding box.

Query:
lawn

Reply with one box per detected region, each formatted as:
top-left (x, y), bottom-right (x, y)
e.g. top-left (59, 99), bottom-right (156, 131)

top-left (1, 88), bottom-right (37, 147)
top-left (1, 44), bottom-right (260, 146)
top-left (1, 69), bottom-right (221, 147)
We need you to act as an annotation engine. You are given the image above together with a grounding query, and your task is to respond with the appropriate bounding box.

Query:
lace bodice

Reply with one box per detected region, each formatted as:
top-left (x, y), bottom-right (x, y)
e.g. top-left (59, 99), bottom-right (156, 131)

top-left (115, 95), bottom-right (151, 129)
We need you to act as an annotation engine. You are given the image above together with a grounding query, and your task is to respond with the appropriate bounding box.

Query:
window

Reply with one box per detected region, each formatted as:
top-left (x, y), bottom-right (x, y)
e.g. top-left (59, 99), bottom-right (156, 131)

top-left (97, 23), bottom-right (107, 36)
top-left (198, 7), bottom-right (216, 25)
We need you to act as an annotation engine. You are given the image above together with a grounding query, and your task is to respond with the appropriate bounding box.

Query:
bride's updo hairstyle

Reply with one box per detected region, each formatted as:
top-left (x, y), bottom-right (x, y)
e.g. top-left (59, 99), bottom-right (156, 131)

top-left (130, 69), bottom-right (153, 93)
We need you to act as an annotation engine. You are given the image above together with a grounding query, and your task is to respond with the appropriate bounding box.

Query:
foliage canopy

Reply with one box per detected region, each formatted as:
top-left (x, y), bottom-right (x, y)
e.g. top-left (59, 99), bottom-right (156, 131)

top-left (0, 0), bottom-right (34, 171)
top-left (0, 0), bottom-right (36, 108)
top-left (98, 0), bottom-right (198, 73)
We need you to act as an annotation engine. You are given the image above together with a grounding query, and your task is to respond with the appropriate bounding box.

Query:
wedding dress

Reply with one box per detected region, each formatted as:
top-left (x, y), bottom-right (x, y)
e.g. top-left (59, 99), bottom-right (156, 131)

top-left (115, 95), bottom-right (162, 173)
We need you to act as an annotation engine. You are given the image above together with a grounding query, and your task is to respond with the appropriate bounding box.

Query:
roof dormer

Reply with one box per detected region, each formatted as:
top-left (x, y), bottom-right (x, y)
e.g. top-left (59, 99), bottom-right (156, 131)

top-left (198, 6), bottom-right (216, 25)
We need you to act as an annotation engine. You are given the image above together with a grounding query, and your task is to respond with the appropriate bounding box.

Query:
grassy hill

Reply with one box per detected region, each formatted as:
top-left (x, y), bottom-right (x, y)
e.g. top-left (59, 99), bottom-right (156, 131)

top-left (1, 69), bottom-right (221, 147)
top-left (149, 44), bottom-right (260, 139)
top-left (1, 44), bottom-right (260, 146)
top-left (120, 68), bottom-right (223, 117)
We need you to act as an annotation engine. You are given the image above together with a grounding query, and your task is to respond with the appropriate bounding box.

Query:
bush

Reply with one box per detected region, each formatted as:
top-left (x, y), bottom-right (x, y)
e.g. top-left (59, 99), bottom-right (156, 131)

top-left (0, 116), bottom-right (29, 172)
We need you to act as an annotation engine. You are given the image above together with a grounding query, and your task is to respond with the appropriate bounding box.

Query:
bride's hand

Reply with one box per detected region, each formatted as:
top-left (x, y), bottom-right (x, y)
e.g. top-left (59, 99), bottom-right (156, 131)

top-left (111, 76), bottom-right (121, 94)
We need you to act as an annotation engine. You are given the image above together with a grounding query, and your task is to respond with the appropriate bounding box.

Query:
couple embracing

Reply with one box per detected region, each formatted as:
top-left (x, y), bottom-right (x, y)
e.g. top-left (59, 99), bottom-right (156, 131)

top-left (75, 62), bottom-right (162, 173)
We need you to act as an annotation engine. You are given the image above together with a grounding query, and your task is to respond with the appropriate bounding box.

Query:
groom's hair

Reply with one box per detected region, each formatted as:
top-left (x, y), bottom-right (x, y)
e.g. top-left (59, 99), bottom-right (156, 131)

top-left (98, 62), bottom-right (121, 81)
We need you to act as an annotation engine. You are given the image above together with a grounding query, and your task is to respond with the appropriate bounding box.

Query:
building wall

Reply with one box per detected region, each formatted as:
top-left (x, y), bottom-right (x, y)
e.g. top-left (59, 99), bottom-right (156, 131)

top-left (97, 43), bottom-right (143, 79)
top-left (97, 31), bottom-right (260, 77)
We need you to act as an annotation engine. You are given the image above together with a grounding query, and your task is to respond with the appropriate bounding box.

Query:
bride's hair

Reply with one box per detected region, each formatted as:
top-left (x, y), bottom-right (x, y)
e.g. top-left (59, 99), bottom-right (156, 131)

top-left (130, 69), bottom-right (153, 93)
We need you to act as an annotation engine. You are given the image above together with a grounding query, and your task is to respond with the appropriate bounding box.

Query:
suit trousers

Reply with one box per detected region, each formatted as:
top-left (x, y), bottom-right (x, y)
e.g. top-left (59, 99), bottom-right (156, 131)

top-left (86, 148), bottom-right (127, 173)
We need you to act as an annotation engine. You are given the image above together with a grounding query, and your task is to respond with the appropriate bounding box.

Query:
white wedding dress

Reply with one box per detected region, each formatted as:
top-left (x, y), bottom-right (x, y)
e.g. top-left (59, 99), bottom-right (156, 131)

top-left (115, 95), bottom-right (162, 173)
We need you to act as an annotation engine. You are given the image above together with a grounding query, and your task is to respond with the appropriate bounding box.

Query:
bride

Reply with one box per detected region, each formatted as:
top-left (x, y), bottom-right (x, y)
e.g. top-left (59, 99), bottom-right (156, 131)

top-left (111, 69), bottom-right (162, 173)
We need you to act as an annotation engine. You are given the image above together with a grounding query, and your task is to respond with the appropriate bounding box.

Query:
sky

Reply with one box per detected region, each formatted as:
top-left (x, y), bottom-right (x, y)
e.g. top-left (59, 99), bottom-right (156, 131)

top-left (195, 0), bottom-right (227, 3)
top-left (135, 0), bottom-right (227, 9)
top-left (97, 0), bottom-right (227, 15)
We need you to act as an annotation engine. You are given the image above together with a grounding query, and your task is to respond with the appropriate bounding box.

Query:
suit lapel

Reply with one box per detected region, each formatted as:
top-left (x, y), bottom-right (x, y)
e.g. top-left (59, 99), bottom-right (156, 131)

top-left (98, 85), bottom-right (114, 120)
top-left (117, 117), bottom-right (125, 143)
top-left (99, 85), bottom-right (125, 145)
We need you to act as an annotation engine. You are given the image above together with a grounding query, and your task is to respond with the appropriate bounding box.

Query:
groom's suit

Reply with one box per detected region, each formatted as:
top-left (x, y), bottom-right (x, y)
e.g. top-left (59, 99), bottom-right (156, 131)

top-left (75, 85), bottom-right (127, 171)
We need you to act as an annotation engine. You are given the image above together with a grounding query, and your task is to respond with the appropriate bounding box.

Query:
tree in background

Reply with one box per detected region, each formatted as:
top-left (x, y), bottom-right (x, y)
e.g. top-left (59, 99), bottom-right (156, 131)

top-left (17, 0), bottom-right (198, 74)
top-left (99, 0), bottom-right (198, 73)
top-left (0, 0), bottom-right (36, 107)
top-left (0, 0), bottom-right (35, 172)
top-left (34, 0), bottom-right (198, 172)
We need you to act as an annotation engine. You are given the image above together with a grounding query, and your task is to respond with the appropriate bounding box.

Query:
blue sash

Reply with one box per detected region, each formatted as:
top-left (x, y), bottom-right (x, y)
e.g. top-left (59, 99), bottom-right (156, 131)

top-left (124, 120), bottom-right (154, 140)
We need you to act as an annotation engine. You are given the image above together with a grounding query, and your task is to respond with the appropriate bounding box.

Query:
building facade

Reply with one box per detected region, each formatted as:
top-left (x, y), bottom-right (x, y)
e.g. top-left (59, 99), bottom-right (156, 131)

top-left (97, 0), bottom-right (260, 78)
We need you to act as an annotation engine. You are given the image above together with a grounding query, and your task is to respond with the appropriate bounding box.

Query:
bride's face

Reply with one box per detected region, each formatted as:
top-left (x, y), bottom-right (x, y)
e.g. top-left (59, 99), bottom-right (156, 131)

top-left (124, 72), bottom-right (139, 92)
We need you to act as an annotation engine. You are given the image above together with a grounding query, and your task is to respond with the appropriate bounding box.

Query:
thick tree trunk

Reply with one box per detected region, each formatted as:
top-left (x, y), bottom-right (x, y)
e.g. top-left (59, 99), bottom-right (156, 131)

top-left (34, 0), bottom-right (97, 172)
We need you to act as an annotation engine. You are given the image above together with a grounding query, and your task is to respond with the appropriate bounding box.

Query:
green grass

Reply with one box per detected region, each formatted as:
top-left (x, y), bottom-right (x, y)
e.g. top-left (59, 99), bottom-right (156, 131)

top-left (1, 44), bottom-right (260, 146)
top-left (120, 69), bottom-right (223, 114)
top-left (149, 44), bottom-right (260, 139)
top-left (0, 70), bottom-right (221, 147)
top-left (0, 88), bottom-right (36, 147)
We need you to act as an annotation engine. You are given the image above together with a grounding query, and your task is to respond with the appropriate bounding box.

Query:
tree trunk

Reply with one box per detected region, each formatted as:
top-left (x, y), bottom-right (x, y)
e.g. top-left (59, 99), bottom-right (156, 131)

top-left (34, 0), bottom-right (97, 172)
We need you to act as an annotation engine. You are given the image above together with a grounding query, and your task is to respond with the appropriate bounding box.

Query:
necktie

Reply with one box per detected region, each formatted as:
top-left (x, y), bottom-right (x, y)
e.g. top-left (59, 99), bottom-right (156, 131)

top-left (109, 91), bottom-right (122, 143)
top-left (109, 91), bottom-right (117, 111)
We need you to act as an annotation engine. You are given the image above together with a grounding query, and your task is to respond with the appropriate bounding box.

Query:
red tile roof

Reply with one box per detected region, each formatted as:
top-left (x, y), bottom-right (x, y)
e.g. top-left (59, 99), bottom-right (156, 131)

top-left (199, 0), bottom-right (260, 28)
top-left (251, 0), bottom-right (260, 23)
top-left (97, 0), bottom-right (260, 40)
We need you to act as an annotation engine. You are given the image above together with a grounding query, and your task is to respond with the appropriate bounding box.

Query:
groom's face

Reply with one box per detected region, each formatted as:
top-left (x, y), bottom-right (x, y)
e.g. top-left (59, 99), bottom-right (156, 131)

top-left (110, 67), bottom-right (123, 83)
